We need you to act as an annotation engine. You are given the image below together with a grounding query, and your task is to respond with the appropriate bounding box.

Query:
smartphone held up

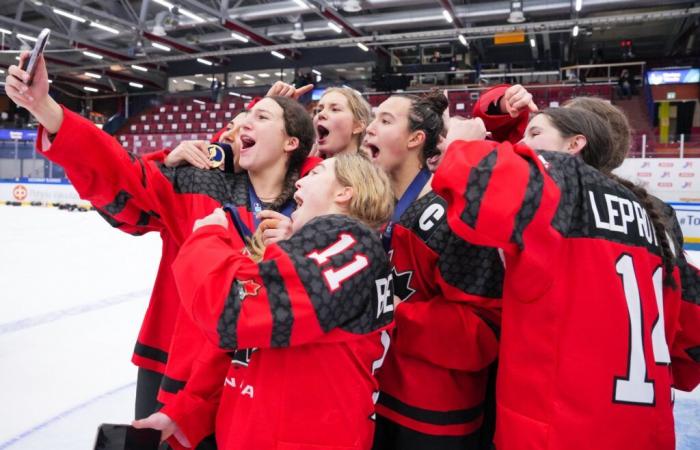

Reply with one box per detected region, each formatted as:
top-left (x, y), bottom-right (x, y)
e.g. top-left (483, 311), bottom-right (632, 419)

top-left (17, 27), bottom-right (50, 87)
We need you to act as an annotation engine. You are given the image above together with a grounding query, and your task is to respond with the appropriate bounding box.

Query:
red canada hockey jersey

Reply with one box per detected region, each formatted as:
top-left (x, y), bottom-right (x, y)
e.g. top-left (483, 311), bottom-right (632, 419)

top-left (375, 190), bottom-right (503, 443)
top-left (433, 139), bottom-right (700, 450)
top-left (169, 214), bottom-right (394, 450)
top-left (35, 107), bottom-right (318, 419)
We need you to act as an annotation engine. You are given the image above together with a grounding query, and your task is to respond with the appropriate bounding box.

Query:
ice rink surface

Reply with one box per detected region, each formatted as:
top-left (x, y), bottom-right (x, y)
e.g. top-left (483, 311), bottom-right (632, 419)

top-left (0, 206), bottom-right (698, 449)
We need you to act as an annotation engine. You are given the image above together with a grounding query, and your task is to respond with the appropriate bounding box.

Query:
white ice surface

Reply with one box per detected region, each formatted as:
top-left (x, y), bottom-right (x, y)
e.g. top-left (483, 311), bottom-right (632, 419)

top-left (0, 206), bottom-right (697, 449)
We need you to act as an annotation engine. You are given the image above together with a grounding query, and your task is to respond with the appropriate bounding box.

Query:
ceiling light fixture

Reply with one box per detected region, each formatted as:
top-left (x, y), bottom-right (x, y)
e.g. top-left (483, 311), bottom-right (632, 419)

top-left (53, 8), bottom-right (86, 23)
top-left (82, 51), bottom-right (103, 59)
top-left (442, 10), bottom-right (453, 23)
top-left (328, 22), bottom-right (343, 33)
top-left (151, 42), bottom-right (171, 51)
top-left (90, 22), bottom-right (119, 34)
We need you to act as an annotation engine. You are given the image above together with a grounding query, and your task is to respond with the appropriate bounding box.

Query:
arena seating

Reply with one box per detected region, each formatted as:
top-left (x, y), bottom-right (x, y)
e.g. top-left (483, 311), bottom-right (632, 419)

top-left (116, 98), bottom-right (244, 154)
top-left (117, 84), bottom-right (666, 156)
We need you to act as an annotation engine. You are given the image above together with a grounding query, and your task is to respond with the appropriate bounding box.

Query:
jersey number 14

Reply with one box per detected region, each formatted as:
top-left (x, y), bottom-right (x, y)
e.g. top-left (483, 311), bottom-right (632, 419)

top-left (614, 254), bottom-right (671, 406)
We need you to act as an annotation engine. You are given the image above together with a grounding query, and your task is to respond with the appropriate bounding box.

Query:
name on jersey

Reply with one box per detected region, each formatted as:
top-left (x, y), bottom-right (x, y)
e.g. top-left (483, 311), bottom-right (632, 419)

top-left (224, 376), bottom-right (255, 398)
top-left (587, 188), bottom-right (657, 247)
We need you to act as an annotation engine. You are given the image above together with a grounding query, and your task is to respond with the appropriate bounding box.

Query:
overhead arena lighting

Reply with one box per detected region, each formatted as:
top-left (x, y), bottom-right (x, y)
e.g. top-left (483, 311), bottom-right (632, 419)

top-left (243, 74), bottom-right (255, 79)
top-left (90, 22), bottom-right (119, 34)
top-left (82, 51), bottom-right (103, 59)
top-left (575, 0), bottom-right (582, 12)
top-left (271, 50), bottom-right (285, 59)
top-left (442, 10), bottom-right (453, 23)
top-left (229, 92), bottom-right (241, 97)
top-left (357, 42), bottom-right (369, 51)
top-left (572, 25), bottom-right (579, 36)
top-left (244, 79), bottom-right (256, 85)
top-left (193, 99), bottom-right (205, 105)
top-left (258, 73), bottom-right (270, 78)
top-left (530, 37), bottom-right (536, 47)
top-left (312, 69), bottom-right (321, 76)
top-left (131, 64), bottom-right (148, 72)
top-left (152, 0), bottom-right (205, 23)
top-left (328, 22), bottom-right (343, 34)
top-left (458, 35), bottom-right (468, 47)
top-left (151, 42), bottom-right (171, 51)
top-left (292, 0), bottom-right (310, 9)
top-left (507, 0), bottom-right (526, 24)
top-left (183, 79), bottom-right (196, 84)
top-left (0, 28), bottom-right (12, 35)
top-left (84, 72), bottom-right (102, 79)
top-left (230, 32), bottom-right (249, 43)
top-left (197, 58), bottom-right (213, 66)
top-left (17, 33), bottom-right (38, 42)
top-left (129, 82), bottom-right (143, 88)
top-left (83, 86), bottom-right (98, 92)
top-left (53, 8), bottom-right (86, 23)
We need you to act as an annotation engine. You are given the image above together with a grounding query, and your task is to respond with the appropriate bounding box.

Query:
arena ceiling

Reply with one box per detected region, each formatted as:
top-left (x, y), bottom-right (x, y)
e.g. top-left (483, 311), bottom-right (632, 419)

top-left (0, 0), bottom-right (698, 95)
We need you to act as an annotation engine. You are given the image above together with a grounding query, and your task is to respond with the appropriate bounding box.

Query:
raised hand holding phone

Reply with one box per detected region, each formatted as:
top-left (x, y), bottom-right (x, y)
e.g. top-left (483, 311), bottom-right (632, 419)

top-left (17, 28), bottom-right (50, 87)
top-left (5, 48), bottom-right (63, 134)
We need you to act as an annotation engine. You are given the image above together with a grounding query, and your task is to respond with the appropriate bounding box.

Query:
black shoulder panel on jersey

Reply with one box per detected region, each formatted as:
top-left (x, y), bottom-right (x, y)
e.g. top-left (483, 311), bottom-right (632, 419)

top-left (542, 151), bottom-right (661, 254)
top-left (541, 151), bottom-right (584, 237)
top-left (460, 149), bottom-right (498, 228)
top-left (439, 237), bottom-right (504, 299)
top-left (158, 165), bottom-right (247, 207)
top-left (398, 192), bottom-right (450, 252)
top-left (510, 161), bottom-right (543, 248)
top-left (278, 214), bottom-right (393, 334)
top-left (259, 259), bottom-right (294, 348)
top-left (103, 190), bottom-right (132, 216)
top-left (218, 279), bottom-right (245, 350)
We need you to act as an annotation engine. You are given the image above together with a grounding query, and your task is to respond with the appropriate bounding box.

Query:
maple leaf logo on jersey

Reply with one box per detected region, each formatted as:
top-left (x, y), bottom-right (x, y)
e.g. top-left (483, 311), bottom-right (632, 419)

top-left (237, 279), bottom-right (261, 300)
top-left (391, 266), bottom-right (416, 301)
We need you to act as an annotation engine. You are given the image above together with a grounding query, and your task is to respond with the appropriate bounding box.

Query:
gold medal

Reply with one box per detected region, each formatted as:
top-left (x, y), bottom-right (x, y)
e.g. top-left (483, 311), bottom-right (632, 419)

top-left (208, 143), bottom-right (225, 168)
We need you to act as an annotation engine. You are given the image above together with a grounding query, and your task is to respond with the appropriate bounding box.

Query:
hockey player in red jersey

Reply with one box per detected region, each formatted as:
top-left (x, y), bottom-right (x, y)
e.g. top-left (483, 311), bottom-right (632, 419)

top-left (433, 106), bottom-right (700, 450)
top-left (4, 53), bottom-right (322, 448)
top-left (255, 84), bottom-right (372, 245)
top-left (135, 152), bottom-right (396, 450)
top-left (362, 91), bottom-right (503, 450)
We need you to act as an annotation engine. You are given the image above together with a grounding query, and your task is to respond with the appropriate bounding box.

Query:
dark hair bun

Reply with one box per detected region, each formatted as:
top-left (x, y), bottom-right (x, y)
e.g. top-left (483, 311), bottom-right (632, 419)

top-left (420, 89), bottom-right (449, 117)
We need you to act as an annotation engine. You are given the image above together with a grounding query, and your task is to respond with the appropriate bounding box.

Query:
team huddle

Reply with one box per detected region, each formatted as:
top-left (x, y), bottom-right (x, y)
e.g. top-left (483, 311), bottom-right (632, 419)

top-left (5, 51), bottom-right (700, 450)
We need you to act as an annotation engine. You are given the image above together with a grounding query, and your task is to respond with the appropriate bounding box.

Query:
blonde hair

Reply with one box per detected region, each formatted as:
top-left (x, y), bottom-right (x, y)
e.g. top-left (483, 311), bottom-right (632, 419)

top-left (248, 152), bottom-right (393, 261)
top-left (321, 87), bottom-right (372, 150)
top-left (333, 151), bottom-right (394, 230)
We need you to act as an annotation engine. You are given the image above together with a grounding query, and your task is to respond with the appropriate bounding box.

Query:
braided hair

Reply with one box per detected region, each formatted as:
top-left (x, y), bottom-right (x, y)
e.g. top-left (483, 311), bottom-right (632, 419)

top-left (267, 96), bottom-right (315, 210)
top-left (397, 89), bottom-right (448, 166)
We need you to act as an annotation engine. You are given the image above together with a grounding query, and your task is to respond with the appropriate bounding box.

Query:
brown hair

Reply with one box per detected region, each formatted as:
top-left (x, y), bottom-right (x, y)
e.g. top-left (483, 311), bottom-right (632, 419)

top-left (267, 96), bottom-right (315, 209)
top-left (397, 89), bottom-right (449, 166)
top-left (542, 107), bottom-right (676, 286)
top-left (321, 87), bottom-right (372, 150)
top-left (564, 97), bottom-right (630, 173)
